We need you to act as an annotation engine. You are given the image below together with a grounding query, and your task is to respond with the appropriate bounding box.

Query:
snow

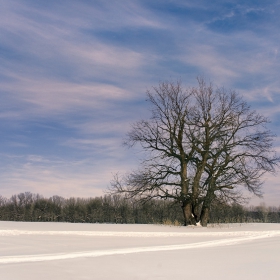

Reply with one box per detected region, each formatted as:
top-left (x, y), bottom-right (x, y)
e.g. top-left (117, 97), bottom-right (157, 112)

top-left (0, 222), bottom-right (280, 279)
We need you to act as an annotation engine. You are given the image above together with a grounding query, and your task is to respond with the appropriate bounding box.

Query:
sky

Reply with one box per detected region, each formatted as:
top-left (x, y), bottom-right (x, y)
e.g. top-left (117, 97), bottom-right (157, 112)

top-left (0, 0), bottom-right (280, 206)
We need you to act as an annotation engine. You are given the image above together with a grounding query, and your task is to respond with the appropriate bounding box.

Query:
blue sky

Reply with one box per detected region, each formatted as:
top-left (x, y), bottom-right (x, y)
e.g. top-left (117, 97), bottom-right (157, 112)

top-left (1, 0), bottom-right (280, 205)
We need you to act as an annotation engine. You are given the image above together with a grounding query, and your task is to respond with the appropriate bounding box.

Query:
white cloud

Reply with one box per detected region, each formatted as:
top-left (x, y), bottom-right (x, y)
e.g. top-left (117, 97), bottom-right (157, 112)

top-left (69, 121), bottom-right (131, 137)
top-left (0, 153), bottom-right (136, 199)
top-left (0, 78), bottom-right (133, 117)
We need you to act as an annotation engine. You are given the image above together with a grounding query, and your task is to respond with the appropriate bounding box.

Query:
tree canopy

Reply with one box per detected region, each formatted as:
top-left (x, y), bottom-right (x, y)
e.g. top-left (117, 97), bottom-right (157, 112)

top-left (110, 78), bottom-right (279, 226)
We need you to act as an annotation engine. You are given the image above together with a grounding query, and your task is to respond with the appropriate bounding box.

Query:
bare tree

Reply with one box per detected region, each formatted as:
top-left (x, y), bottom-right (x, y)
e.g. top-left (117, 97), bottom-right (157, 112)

top-left (110, 78), bottom-right (279, 226)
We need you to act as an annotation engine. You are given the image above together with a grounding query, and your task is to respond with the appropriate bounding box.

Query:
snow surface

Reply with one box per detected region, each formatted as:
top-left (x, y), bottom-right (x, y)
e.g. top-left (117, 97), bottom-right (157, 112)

top-left (0, 222), bottom-right (280, 279)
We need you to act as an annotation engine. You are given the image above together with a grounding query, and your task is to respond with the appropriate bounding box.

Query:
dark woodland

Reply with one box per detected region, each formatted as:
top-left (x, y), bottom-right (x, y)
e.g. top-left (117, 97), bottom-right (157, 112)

top-left (0, 192), bottom-right (279, 224)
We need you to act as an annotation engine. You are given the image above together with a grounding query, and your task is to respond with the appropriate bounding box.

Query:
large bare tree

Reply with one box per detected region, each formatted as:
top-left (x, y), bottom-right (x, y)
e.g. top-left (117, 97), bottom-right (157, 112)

top-left (110, 78), bottom-right (279, 226)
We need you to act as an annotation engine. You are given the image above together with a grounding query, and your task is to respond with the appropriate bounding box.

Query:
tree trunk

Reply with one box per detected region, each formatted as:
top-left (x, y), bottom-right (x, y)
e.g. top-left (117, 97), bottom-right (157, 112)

top-left (182, 202), bottom-right (197, 226)
top-left (200, 187), bottom-right (215, 227)
top-left (192, 202), bottom-right (200, 223)
top-left (200, 205), bottom-right (210, 227)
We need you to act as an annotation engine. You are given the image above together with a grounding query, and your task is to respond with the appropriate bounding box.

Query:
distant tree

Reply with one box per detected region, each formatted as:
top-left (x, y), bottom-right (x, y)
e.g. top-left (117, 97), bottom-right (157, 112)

top-left (1, 192), bottom-right (280, 224)
top-left (109, 78), bottom-right (279, 226)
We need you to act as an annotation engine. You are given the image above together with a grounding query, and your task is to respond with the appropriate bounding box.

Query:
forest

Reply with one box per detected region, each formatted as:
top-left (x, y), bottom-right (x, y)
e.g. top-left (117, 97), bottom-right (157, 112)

top-left (0, 192), bottom-right (279, 225)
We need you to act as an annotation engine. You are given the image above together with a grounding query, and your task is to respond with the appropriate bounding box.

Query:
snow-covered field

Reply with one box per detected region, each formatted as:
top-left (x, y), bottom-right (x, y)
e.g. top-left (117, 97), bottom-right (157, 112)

top-left (0, 221), bottom-right (280, 279)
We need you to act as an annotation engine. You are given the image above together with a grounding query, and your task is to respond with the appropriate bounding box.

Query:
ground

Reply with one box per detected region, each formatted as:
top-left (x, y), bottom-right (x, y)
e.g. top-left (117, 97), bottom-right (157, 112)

top-left (0, 221), bottom-right (280, 279)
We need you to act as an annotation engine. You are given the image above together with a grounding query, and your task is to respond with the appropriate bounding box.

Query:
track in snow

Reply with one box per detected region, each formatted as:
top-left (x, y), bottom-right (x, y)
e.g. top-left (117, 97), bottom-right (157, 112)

top-left (1, 230), bottom-right (279, 264)
top-left (1, 229), bottom-right (280, 237)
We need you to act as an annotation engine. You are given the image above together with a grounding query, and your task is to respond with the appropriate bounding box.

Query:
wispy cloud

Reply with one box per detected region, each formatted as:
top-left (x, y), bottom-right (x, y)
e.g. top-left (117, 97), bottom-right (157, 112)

top-left (1, 78), bottom-right (133, 115)
top-left (0, 1), bottom-right (158, 125)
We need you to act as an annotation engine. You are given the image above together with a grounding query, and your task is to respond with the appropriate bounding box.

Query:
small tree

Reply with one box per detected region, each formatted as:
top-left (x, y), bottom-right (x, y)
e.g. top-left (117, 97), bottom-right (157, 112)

top-left (110, 78), bottom-right (279, 226)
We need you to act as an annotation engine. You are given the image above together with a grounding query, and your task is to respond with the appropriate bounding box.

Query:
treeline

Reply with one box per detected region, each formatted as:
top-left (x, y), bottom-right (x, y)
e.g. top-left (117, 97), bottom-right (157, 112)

top-left (0, 192), bottom-right (279, 224)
